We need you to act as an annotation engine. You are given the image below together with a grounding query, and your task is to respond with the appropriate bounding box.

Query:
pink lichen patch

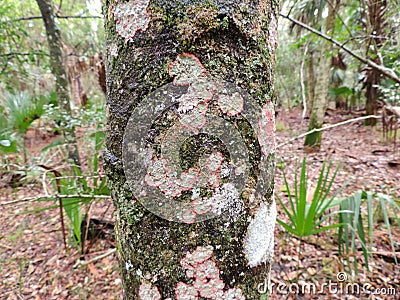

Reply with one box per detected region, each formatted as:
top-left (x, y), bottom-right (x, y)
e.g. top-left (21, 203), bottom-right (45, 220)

top-left (258, 102), bottom-right (276, 156)
top-left (193, 261), bottom-right (225, 298)
top-left (192, 197), bottom-right (212, 214)
top-left (144, 173), bottom-right (157, 187)
top-left (178, 81), bottom-right (212, 114)
top-left (194, 260), bottom-right (219, 281)
top-left (149, 172), bottom-right (168, 187)
top-left (180, 168), bottom-right (200, 191)
top-left (138, 282), bottom-right (161, 300)
top-left (181, 208), bottom-right (197, 224)
top-left (147, 158), bottom-right (168, 175)
top-left (158, 179), bottom-right (182, 198)
top-left (207, 152), bottom-right (223, 172)
top-left (178, 245), bottom-right (244, 299)
top-left (217, 92), bottom-right (244, 116)
top-left (196, 277), bottom-right (225, 298)
top-left (195, 101), bottom-right (208, 114)
top-left (181, 246), bottom-right (214, 269)
top-left (208, 172), bottom-right (221, 188)
top-left (176, 282), bottom-right (198, 300)
top-left (145, 157), bottom-right (177, 189)
top-left (234, 161), bottom-right (246, 176)
top-left (168, 53), bottom-right (207, 86)
top-left (113, 0), bottom-right (150, 39)
top-left (223, 288), bottom-right (246, 300)
top-left (187, 78), bottom-right (215, 102)
top-left (177, 94), bottom-right (202, 114)
top-left (179, 109), bottom-right (206, 131)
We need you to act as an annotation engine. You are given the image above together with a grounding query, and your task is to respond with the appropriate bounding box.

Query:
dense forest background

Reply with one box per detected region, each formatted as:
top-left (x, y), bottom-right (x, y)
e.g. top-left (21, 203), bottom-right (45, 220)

top-left (0, 0), bottom-right (399, 299)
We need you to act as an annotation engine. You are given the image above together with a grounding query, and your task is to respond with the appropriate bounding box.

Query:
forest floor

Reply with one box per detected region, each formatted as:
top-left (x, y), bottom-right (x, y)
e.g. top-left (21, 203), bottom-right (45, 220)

top-left (0, 108), bottom-right (399, 299)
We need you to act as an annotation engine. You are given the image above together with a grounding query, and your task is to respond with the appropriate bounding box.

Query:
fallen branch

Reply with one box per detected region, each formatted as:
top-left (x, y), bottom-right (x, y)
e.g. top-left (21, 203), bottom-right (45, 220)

top-left (73, 248), bottom-right (117, 268)
top-left (280, 13), bottom-right (400, 84)
top-left (6, 14), bottom-right (101, 22)
top-left (277, 115), bottom-right (380, 148)
top-left (0, 194), bottom-right (110, 207)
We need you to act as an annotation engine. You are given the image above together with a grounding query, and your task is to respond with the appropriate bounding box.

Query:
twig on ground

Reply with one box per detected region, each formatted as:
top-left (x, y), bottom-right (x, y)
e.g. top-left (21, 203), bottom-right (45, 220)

top-left (0, 194), bottom-right (110, 207)
top-left (73, 248), bottom-right (117, 268)
top-left (277, 115), bottom-right (380, 148)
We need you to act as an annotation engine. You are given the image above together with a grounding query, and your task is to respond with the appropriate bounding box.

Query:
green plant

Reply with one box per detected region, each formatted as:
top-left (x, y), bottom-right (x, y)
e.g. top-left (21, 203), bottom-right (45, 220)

top-left (0, 91), bottom-right (52, 155)
top-left (276, 158), bottom-right (344, 237)
top-left (47, 128), bottom-right (109, 252)
top-left (338, 191), bottom-right (399, 275)
top-left (338, 191), bottom-right (369, 275)
top-left (0, 108), bottom-right (18, 153)
top-left (3, 90), bottom-right (47, 134)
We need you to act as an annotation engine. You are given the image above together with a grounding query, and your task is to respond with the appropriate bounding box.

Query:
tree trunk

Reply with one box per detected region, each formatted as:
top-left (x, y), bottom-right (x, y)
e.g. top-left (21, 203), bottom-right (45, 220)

top-left (36, 0), bottom-right (80, 166)
top-left (304, 2), bottom-right (338, 149)
top-left (104, 0), bottom-right (278, 299)
top-left (364, 0), bottom-right (387, 126)
top-left (307, 47), bottom-right (315, 114)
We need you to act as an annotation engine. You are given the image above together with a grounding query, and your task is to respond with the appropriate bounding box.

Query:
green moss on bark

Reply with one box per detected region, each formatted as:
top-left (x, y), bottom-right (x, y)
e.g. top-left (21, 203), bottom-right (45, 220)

top-left (104, 0), bottom-right (278, 298)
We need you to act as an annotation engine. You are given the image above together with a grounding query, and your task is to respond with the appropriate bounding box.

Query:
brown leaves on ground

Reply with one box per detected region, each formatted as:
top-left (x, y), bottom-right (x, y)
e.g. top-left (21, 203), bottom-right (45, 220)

top-left (1, 109), bottom-right (399, 299)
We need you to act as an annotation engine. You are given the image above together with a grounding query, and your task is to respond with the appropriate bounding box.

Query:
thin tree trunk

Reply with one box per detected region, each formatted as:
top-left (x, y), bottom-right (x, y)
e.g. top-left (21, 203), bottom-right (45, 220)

top-left (36, 0), bottom-right (80, 166)
top-left (104, 0), bottom-right (278, 299)
top-left (307, 47), bottom-right (315, 114)
top-left (364, 0), bottom-right (387, 126)
top-left (304, 2), bottom-right (338, 148)
top-left (300, 43), bottom-right (308, 121)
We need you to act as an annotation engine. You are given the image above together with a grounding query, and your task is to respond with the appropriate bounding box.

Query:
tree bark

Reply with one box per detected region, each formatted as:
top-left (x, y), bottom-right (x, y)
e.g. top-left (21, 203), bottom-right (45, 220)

top-left (304, 2), bottom-right (338, 149)
top-left (36, 0), bottom-right (80, 166)
top-left (104, 0), bottom-right (278, 299)
top-left (364, 0), bottom-right (387, 126)
top-left (307, 46), bottom-right (315, 114)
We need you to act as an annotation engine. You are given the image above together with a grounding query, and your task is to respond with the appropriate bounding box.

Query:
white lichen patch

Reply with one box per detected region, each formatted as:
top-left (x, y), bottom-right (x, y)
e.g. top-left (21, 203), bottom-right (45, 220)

top-left (110, 43), bottom-right (118, 57)
top-left (139, 282), bottom-right (161, 300)
top-left (210, 183), bottom-right (242, 221)
top-left (244, 198), bottom-right (276, 268)
top-left (113, 0), bottom-right (150, 39)
top-left (125, 260), bottom-right (133, 271)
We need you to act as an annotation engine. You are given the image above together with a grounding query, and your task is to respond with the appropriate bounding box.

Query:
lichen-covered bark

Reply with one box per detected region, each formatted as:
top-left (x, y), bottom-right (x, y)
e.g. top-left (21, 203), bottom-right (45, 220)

top-left (103, 0), bottom-right (278, 298)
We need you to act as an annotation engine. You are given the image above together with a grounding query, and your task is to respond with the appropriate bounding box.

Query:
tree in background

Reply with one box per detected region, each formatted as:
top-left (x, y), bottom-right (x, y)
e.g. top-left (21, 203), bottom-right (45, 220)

top-left (36, 0), bottom-right (80, 166)
top-left (281, 0), bottom-right (399, 148)
top-left (362, 0), bottom-right (387, 125)
top-left (304, 0), bottom-right (340, 148)
top-left (104, 0), bottom-right (278, 298)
